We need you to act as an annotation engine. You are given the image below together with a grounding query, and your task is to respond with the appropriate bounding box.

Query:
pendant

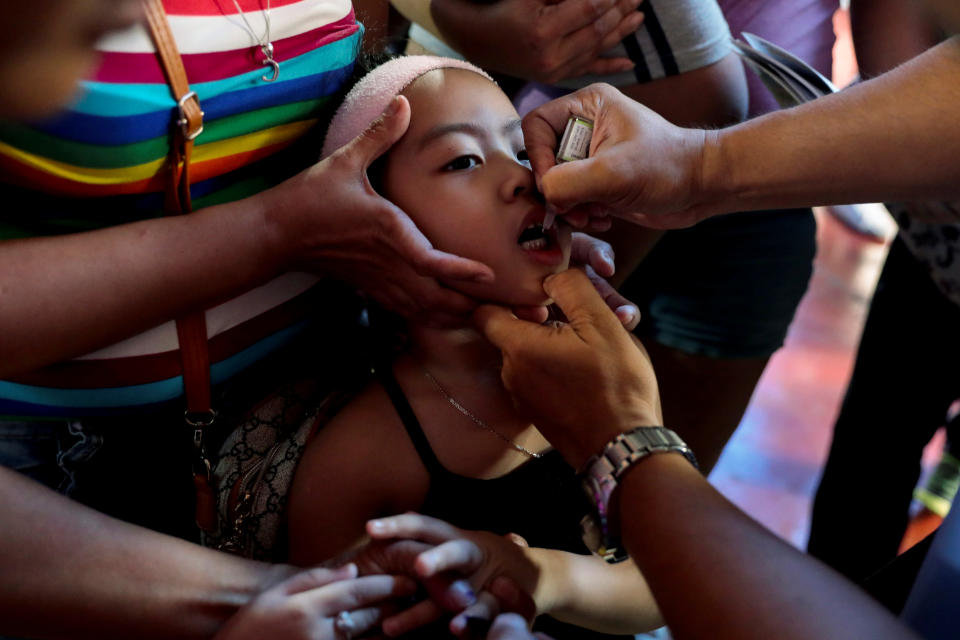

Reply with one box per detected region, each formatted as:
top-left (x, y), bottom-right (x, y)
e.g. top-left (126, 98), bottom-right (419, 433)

top-left (260, 43), bottom-right (279, 82)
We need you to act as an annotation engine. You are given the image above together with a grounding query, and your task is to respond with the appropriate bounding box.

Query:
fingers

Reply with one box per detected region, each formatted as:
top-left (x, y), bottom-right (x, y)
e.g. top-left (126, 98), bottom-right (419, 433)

top-left (450, 591), bottom-right (500, 637)
top-left (345, 96), bottom-right (411, 170)
top-left (415, 539), bottom-right (485, 578)
top-left (597, 0), bottom-right (645, 50)
top-left (522, 95), bottom-right (585, 189)
top-left (539, 156), bottom-right (610, 212)
top-left (510, 305), bottom-right (550, 324)
top-left (570, 232), bottom-right (615, 277)
top-left (329, 605), bottom-right (394, 639)
top-left (554, 3), bottom-right (642, 78)
top-left (487, 613), bottom-right (535, 640)
top-left (472, 304), bottom-right (530, 352)
top-left (582, 264), bottom-right (640, 330)
top-left (504, 533), bottom-right (529, 548)
top-left (542, 269), bottom-right (623, 337)
top-left (367, 513), bottom-right (466, 546)
top-left (543, 0), bottom-right (617, 37)
top-left (300, 574), bottom-right (418, 615)
top-left (279, 564), bottom-right (358, 595)
top-left (382, 599), bottom-right (445, 637)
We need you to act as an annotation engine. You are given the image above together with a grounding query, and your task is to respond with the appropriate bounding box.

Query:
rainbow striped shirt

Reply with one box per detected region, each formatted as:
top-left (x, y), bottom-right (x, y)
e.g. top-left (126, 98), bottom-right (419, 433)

top-left (0, 0), bottom-right (361, 418)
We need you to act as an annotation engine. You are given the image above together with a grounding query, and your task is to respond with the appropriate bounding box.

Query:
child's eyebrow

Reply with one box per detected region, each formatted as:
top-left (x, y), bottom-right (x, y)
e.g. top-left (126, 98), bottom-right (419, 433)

top-left (418, 118), bottom-right (522, 151)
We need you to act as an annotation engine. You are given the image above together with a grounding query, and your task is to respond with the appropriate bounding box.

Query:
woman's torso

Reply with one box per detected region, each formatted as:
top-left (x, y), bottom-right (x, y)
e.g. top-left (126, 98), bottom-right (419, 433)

top-left (0, 0), bottom-right (362, 418)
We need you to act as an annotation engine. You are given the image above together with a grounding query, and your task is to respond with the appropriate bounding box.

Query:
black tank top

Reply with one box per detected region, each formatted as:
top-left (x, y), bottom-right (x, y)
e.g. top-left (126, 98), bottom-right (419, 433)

top-left (376, 364), bottom-right (634, 640)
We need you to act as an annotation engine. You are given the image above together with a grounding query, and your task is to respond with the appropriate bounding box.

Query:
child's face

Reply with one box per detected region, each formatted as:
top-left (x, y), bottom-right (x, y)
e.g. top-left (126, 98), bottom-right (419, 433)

top-left (383, 69), bottom-right (572, 307)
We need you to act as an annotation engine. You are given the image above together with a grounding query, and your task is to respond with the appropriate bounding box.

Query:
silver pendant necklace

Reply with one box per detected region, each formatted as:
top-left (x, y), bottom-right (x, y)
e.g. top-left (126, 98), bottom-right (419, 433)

top-left (420, 365), bottom-right (543, 459)
top-left (231, 0), bottom-right (279, 82)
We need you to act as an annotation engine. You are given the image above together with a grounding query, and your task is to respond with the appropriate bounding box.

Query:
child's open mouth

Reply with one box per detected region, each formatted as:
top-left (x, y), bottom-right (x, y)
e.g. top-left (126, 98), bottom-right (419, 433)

top-left (517, 223), bottom-right (550, 250)
top-left (517, 219), bottom-right (567, 267)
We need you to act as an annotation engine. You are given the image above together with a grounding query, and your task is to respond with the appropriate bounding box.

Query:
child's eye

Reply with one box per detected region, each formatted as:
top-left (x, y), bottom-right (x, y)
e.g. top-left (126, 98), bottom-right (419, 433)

top-left (443, 155), bottom-right (481, 171)
top-left (517, 148), bottom-right (530, 163)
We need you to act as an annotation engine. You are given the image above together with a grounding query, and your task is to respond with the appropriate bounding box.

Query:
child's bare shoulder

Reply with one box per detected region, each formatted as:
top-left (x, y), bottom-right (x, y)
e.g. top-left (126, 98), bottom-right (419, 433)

top-left (298, 376), bottom-right (430, 503)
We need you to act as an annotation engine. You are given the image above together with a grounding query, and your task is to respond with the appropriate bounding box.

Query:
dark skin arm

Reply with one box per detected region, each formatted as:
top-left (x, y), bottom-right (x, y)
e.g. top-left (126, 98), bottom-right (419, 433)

top-left (472, 269), bottom-right (922, 640)
top-left (521, 39), bottom-right (960, 230)
top-left (850, 0), bottom-right (941, 77)
top-left (0, 465), bottom-right (281, 639)
top-left (0, 97), bottom-right (492, 378)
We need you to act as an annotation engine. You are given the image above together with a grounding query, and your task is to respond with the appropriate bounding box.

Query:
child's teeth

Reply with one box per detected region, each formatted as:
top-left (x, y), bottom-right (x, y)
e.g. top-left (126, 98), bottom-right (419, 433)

top-left (520, 238), bottom-right (547, 250)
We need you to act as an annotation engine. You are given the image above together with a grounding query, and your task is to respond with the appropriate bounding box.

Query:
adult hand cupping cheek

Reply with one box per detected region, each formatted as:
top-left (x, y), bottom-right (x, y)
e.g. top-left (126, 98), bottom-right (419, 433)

top-left (522, 83), bottom-right (723, 230)
top-left (431, 0), bottom-right (645, 84)
top-left (474, 268), bottom-right (661, 468)
top-left (213, 564), bottom-right (417, 640)
top-left (260, 95), bottom-right (494, 328)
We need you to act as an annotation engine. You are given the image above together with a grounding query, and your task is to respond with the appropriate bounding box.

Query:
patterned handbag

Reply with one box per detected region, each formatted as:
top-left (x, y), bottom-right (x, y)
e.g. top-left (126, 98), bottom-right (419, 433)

top-left (201, 380), bottom-right (357, 560)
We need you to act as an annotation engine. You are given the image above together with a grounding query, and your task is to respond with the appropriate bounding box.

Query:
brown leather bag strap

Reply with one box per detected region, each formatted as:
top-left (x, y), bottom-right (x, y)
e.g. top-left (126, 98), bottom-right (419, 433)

top-left (142, 0), bottom-right (211, 416)
top-left (142, 0), bottom-right (217, 532)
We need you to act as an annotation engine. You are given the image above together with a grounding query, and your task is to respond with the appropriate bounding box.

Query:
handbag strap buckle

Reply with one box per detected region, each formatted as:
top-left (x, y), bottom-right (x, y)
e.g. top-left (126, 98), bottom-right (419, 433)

top-left (176, 90), bottom-right (205, 141)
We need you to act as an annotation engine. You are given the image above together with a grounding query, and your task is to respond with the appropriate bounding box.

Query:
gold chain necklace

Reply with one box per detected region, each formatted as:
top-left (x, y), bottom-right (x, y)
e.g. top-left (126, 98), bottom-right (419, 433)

top-left (230, 0), bottom-right (280, 82)
top-left (420, 365), bottom-right (543, 459)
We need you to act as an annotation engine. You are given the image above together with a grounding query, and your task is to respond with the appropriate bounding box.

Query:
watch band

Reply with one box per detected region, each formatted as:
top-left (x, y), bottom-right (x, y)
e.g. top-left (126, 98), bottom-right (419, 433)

top-left (584, 426), bottom-right (698, 481)
top-left (580, 427), bottom-right (698, 562)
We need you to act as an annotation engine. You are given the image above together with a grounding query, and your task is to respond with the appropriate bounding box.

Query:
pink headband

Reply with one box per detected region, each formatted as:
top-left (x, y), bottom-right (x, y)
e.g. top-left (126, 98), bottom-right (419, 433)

top-left (320, 55), bottom-right (493, 159)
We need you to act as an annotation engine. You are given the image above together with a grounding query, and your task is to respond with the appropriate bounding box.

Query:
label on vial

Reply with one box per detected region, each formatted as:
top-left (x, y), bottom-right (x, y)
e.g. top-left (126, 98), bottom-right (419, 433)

top-left (556, 116), bottom-right (594, 163)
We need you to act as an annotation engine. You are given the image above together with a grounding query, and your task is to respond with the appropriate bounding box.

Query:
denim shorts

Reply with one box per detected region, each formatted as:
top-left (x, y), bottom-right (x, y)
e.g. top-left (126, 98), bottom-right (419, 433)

top-left (622, 208), bottom-right (817, 359)
top-left (0, 420), bottom-right (102, 496)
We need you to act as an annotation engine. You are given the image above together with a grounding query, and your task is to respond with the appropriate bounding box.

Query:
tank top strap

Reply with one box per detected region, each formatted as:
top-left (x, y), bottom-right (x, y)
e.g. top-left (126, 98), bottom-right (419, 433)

top-left (374, 362), bottom-right (446, 477)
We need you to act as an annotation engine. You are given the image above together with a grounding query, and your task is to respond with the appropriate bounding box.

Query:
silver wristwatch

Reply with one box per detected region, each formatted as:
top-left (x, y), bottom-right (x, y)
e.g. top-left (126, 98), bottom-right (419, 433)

top-left (580, 426), bottom-right (698, 563)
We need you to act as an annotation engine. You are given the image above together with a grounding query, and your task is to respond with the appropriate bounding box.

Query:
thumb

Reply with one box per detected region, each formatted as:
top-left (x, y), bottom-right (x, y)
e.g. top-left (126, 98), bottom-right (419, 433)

top-left (280, 564), bottom-right (358, 595)
top-left (540, 156), bottom-right (609, 213)
top-left (473, 304), bottom-right (531, 352)
top-left (345, 95), bottom-right (411, 170)
top-left (542, 269), bottom-right (622, 337)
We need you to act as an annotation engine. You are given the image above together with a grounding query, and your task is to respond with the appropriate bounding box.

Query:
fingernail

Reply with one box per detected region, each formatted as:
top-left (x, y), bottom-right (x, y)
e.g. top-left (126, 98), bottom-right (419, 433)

top-left (416, 554), bottom-right (436, 576)
top-left (468, 269), bottom-right (495, 284)
top-left (618, 305), bottom-right (637, 324)
top-left (449, 615), bottom-right (467, 634)
top-left (449, 581), bottom-right (476, 607)
top-left (601, 249), bottom-right (615, 268)
top-left (384, 96), bottom-right (402, 117)
top-left (368, 519), bottom-right (385, 533)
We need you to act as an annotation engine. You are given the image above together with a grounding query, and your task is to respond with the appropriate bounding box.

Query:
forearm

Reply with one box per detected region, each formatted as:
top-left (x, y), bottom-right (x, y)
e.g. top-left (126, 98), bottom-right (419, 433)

top-left (0, 191), bottom-right (286, 377)
top-left (428, 0), bottom-right (496, 62)
top-left (618, 454), bottom-right (919, 640)
top-left (701, 37), bottom-right (960, 216)
top-left (391, 0), bottom-right (440, 38)
top-left (0, 467), bottom-right (281, 640)
top-left (850, 0), bottom-right (941, 77)
top-left (526, 548), bottom-right (661, 634)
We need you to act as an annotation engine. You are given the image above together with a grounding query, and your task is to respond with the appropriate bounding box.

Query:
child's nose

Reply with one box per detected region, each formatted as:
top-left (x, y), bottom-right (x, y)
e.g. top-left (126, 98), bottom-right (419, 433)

top-left (502, 160), bottom-right (536, 202)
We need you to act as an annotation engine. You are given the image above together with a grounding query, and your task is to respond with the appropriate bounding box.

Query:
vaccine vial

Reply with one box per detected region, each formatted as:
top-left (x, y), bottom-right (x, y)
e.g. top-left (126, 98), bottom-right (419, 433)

top-left (556, 116), bottom-right (594, 163)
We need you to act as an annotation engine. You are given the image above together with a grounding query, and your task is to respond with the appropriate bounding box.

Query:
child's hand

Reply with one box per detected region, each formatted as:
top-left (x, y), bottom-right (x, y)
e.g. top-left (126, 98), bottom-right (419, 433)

top-left (512, 234), bottom-right (639, 330)
top-left (212, 564), bottom-right (417, 640)
top-left (366, 514), bottom-right (539, 637)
